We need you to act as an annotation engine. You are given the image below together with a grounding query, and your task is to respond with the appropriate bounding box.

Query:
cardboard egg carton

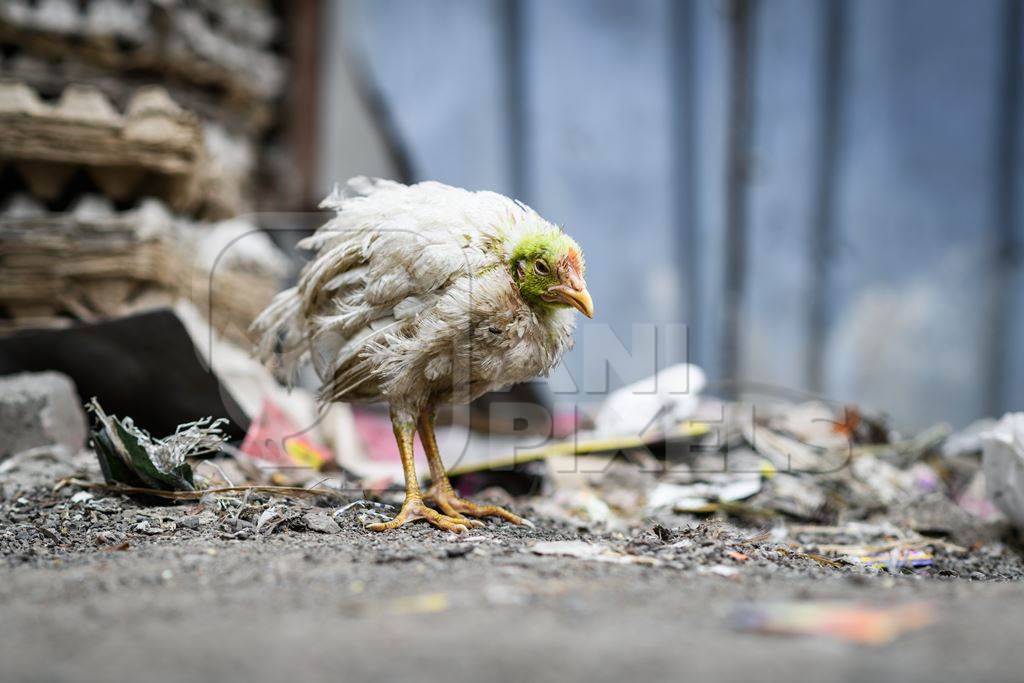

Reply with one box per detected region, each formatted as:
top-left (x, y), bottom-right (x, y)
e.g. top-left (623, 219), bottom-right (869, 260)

top-left (0, 50), bottom-right (274, 136)
top-left (0, 0), bottom-right (284, 103)
top-left (0, 81), bottom-right (247, 217)
top-left (0, 196), bottom-right (288, 345)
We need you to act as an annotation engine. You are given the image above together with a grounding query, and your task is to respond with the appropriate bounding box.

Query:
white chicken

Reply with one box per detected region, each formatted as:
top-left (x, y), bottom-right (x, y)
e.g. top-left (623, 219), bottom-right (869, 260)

top-left (253, 178), bottom-right (593, 532)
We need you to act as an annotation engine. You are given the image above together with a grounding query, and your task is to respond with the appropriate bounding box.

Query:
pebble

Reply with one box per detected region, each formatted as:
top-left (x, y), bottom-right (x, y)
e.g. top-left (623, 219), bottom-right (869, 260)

top-left (444, 544), bottom-right (473, 558)
top-left (179, 516), bottom-right (203, 530)
top-left (134, 520), bottom-right (162, 535)
top-left (303, 511), bottom-right (341, 534)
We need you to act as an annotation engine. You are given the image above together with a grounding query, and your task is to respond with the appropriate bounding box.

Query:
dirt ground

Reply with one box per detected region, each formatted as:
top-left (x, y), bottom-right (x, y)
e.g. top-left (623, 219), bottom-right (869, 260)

top-left (3, 452), bottom-right (1024, 683)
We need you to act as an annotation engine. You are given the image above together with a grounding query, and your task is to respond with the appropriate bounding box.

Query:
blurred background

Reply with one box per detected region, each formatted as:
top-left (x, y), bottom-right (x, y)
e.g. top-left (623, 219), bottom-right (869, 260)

top-left (326, 0), bottom-right (1024, 432)
top-left (1, 0), bottom-right (1021, 433)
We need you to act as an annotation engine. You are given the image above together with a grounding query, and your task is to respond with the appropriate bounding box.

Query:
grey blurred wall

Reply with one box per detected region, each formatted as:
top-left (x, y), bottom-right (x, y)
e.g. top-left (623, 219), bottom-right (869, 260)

top-left (326, 0), bottom-right (1023, 430)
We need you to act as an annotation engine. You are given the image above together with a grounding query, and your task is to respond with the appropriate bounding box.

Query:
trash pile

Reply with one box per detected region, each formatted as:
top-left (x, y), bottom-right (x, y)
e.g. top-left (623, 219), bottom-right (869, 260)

top-left (3, 349), bottom-right (1024, 594)
top-left (529, 392), bottom-right (944, 530)
top-left (317, 362), bottom-right (1016, 578)
top-left (9, 356), bottom-right (1024, 572)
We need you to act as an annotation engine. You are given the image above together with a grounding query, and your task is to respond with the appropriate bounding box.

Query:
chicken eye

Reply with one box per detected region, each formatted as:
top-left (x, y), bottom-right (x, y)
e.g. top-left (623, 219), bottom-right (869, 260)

top-left (533, 260), bottom-right (550, 276)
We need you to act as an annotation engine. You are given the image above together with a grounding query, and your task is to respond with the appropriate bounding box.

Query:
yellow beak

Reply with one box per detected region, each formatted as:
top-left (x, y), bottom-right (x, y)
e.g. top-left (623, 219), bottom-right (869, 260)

top-left (548, 284), bottom-right (594, 318)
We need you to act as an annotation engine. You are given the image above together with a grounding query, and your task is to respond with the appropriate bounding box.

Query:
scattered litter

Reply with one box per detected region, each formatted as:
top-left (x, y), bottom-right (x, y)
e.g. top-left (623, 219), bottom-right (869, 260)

top-left (255, 506), bottom-right (282, 533)
top-left (440, 415), bottom-right (709, 480)
top-left (758, 472), bottom-right (827, 519)
top-left (134, 520), bottom-right (163, 535)
top-left (239, 398), bottom-right (333, 472)
top-left (648, 475), bottom-right (762, 513)
top-left (387, 592), bottom-right (450, 616)
top-left (530, 540), bottom-right (609, 559)
top-left (530, 540), bottom-right (659, 566)
top-left (334, 499), bottom-right (396, 517)
top-left (701, 564), bottom-right (740, 578)
top-left (851, 548), bottom-right (933, 571)
top-left (732, 601), bottom-right (937, 645)
top-left (334, 499), bottom-right (396, 526)
top-left (943, 418), bottom-right (995, 458)
top-left (444, 544), bottom-right (474, 558)
top-left (592, 363), bottom-right (706, 438)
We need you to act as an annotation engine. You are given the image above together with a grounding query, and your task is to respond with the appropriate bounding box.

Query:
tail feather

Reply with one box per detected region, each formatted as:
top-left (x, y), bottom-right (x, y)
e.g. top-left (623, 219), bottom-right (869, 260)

top-left (250, 286), bottom-right (307, 384)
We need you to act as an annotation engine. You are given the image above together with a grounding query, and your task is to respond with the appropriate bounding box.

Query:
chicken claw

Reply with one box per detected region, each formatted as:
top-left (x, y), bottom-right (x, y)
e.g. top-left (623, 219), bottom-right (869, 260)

top-left (366, 494), bottom-right (470, 533)
top-left (424, 483), bottom-right (532, 527)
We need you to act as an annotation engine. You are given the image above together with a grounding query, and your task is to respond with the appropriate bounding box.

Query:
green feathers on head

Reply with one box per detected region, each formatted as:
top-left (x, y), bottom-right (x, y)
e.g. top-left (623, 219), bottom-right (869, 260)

top-left (509, 229), bottom-right (584, 312)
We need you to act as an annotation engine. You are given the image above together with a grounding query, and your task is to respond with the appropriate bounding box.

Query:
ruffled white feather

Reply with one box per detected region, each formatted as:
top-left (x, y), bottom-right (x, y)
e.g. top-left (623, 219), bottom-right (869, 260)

top-left (252, 178), bottom-right (577, 411)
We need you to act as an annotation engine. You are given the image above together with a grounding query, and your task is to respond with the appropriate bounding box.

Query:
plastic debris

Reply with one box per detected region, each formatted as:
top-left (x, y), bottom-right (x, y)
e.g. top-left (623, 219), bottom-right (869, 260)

top-left (87, 398), bottom-right (227, 493)
top-left (733, 601), bottom-right (937, 645)
top-left (255, 505), bottom-right (283, 533)
top-left (647, 476), bottom-right (763, 513)
top-left (592, 363), bottom-right (706, 438)
top-left (239, 398), bottom-right (333, 472)
top-left (851, 548), bottom-right (934, 571)
top-left (1, 310), bottom-right (250, 441)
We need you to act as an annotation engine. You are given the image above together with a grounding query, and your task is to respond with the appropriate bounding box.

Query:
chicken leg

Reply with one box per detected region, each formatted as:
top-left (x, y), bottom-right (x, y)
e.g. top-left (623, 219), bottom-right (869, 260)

top-left (419, 406), bottom-right (532, 527)
top-left (366, 409), bottom-right (471, 533)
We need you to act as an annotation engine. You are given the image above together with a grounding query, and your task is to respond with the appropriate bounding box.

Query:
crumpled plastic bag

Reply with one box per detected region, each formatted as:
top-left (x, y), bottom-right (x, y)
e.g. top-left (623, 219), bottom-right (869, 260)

top-left (592, 363), bottom-right (705, 438)
top-left (87, 398), bottom-right (227, 493)
top-left (981, 412), bottom-right (1024, 528)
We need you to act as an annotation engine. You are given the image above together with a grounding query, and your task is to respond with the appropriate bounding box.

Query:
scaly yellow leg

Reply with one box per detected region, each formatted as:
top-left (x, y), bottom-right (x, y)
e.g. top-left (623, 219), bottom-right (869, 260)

top-left (418, 405), bottom-right (532, 527)
top-left (366, 408), bottom-right (469, 533)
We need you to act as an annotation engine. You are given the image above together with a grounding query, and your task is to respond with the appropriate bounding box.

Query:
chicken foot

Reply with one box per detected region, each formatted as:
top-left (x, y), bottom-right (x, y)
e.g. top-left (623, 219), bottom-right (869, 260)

top-left (366, 409), bottom-right (471, 533)
top-left (418, 406), bottom-right (532, 527)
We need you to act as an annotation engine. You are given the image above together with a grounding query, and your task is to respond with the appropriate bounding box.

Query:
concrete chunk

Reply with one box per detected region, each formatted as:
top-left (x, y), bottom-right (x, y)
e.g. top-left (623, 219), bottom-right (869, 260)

top-left (0, 371), bottom-right (87, 460)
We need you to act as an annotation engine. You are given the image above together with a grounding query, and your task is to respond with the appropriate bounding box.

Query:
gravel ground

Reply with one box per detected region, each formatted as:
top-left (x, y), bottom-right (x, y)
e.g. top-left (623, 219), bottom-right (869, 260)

top-left (3, 451), bottom-right (1024, 683)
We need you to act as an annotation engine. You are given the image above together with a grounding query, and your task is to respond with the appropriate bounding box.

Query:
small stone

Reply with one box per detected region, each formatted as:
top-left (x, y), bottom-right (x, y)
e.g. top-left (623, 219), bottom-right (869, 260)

top-left (444, 544), bottom-right (473, 558)
top-left (87, 498), bottom-right (121, 514)
top-left (179, 516), bottom-right (202, 529)
top-left (94, 530), bottom-right (123, 545)
top-left (304, 511), bottom-right (340, 534)
top-left (134, 520), bottom-right (162, 535)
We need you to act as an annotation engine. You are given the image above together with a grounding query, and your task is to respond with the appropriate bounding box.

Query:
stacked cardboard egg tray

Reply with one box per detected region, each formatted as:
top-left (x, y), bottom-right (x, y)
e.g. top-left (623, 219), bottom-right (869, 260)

top-left (0, 0), bottom-right (289, 346)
